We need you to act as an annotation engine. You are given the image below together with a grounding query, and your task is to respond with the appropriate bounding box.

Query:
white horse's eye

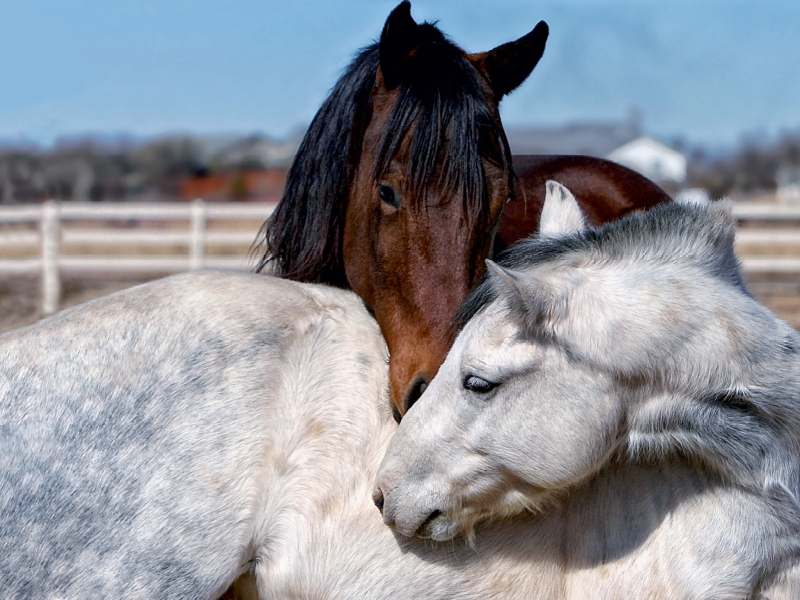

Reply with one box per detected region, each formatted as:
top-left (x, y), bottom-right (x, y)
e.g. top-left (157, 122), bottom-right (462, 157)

top-left (463, 375), bottom-right (498, 394)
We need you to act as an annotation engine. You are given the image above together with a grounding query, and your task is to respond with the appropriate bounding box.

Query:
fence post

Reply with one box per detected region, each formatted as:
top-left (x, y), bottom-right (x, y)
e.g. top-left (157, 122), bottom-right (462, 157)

top-left (40, 199), bottom-right (60, 316)
top-left (189, 198), bottom-right (207, 270)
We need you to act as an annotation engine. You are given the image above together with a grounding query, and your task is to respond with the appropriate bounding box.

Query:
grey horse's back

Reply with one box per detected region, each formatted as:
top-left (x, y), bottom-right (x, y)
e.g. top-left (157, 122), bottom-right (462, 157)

top-left (0, 270), bottom-right (370, 599)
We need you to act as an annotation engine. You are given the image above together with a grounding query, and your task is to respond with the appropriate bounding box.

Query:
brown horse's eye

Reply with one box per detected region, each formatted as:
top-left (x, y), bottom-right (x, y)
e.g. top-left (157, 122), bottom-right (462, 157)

top-left (378, 184), bottom-right (401, 209)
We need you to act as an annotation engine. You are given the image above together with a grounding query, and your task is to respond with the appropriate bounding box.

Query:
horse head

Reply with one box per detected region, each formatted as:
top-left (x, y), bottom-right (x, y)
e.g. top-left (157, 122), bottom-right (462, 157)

top-left (261, 1), bottom-right (548, 419)
top-left (375, 182), bottom-right (613, 539)
top-left (375, 183), bottom-right (800, 543)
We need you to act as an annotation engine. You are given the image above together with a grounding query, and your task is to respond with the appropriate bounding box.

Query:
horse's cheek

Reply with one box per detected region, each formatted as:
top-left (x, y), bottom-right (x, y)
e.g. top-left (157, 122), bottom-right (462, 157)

top-left (342, 196), bottom-right (379, 306)
top-left (492, 371), bottom-right (615, 488)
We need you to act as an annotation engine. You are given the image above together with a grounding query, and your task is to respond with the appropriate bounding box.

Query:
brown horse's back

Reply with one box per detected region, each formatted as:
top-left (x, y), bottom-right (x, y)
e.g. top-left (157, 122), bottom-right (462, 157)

top-left (495, 155), bottom-right (671, 254)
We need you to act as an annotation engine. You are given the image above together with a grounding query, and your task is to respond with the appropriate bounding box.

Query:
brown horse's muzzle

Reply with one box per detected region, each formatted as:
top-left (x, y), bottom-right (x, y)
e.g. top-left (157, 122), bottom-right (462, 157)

top-left (387, 328), bottom-right (450, 420)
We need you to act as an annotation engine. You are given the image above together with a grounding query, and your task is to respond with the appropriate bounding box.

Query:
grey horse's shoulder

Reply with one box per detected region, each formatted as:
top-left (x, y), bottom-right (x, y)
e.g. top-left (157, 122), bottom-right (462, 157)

top-left (1, 270), bottom-right (366, 342)
top-left (0, 268), bottom-right (384, 599)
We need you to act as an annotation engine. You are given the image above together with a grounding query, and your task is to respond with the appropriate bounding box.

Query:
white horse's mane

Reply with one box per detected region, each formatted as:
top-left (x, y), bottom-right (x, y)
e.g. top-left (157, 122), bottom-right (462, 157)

top-left (456, 199), bottom-right (745, 331)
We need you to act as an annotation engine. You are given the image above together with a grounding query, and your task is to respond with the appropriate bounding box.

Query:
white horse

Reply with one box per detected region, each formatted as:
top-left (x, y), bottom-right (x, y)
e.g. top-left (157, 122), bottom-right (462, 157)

top-left (375, 182), bottom-right (800, 598)
top-left (6, 256), bottom-right (742, 599)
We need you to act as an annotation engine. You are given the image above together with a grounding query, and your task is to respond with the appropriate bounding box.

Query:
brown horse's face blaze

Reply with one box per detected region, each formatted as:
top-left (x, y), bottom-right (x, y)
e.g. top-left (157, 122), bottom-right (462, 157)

top-left (344, 72), bottom-right (510, 419)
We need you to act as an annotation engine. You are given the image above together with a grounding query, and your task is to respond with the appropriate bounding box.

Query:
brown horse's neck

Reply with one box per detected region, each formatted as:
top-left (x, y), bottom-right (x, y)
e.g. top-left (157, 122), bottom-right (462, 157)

top-left (493, 155), bottom-right (671, 256)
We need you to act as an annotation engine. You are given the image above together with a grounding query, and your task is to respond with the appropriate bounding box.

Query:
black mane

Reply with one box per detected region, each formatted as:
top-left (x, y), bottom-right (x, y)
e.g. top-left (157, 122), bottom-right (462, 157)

top-left (253, 45), bottom-right (379, 286)
top-left (256, 22), bottom-right (507, 286)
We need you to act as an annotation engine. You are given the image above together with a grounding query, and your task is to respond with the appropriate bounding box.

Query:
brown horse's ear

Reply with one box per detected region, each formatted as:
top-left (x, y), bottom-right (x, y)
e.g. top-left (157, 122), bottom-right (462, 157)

top-left (380, 1), bottom-right (421, 90)
top-left (471, 21), bottom-right (549, 99)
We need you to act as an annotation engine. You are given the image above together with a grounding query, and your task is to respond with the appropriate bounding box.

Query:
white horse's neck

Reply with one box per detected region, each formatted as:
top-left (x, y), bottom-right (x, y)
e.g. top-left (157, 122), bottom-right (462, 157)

top-left (251, 451), bottom-right (791, 598)
top-left (558, 461), bottom-right (784, 591)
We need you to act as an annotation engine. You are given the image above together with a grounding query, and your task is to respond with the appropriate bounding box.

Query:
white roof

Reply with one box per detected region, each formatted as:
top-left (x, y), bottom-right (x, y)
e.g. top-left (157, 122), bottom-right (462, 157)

top-left (607, 137), bottom-right (687, 183)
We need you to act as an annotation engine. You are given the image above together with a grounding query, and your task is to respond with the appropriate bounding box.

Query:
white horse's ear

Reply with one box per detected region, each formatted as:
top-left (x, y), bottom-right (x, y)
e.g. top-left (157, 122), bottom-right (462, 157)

top-left (485, 260), bottom-right (566, 336)
top-left (539, 181), bottom-right (585, 238)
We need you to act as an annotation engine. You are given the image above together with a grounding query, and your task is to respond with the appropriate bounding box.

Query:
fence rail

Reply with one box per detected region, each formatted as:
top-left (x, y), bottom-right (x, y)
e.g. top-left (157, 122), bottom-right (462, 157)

top-left (732, 202), bottom-right (800, 275)
top-left (2, 199), bottom-right (800, 316)
top-left (732, 203), bottom-right (800, 221)
top-left (0, 199), bottom-right (274, 315)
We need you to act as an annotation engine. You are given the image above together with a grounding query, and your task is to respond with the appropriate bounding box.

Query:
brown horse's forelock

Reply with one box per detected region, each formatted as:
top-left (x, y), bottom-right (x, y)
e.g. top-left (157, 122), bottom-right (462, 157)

top-left (257, 21), bottom-right (510, 286)
top-left (373, 23), bottom-right (508, 226)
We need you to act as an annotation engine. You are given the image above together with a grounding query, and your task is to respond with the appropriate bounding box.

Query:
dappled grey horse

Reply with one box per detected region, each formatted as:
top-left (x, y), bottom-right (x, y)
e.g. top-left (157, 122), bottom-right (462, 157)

top-left (0, 272), bottom-right (398, 598)
top-left (376, 183), bottom-right (800, 598)
top-left (6, 257), bottom-right (761, 600)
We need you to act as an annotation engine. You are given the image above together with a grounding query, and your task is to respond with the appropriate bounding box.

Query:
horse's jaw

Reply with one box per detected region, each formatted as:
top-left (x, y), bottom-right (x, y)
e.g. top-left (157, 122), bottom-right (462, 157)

top-left (377, 468), bottom-right (554, 542)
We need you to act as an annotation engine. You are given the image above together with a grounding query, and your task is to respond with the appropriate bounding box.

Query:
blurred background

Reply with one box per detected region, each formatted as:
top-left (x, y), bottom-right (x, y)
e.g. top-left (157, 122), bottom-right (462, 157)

top-left (1, 0), bottom-right (799, 330)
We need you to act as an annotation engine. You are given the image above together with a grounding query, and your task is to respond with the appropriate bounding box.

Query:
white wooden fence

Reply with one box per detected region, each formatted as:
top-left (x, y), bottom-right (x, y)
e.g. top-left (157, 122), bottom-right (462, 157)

top-left (0, 199), bottom-right (274, 315)
top-left (2, 199), bottom-right (800, 317)
top-left (731, 203), bottom-right (800, 274)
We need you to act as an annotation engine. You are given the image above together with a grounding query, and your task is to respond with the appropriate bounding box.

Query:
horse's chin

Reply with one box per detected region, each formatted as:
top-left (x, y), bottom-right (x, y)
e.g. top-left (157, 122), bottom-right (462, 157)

top-left (415, 513), bottom-right (463, 542)
top-left (423, 489), bottom-right (554, 542)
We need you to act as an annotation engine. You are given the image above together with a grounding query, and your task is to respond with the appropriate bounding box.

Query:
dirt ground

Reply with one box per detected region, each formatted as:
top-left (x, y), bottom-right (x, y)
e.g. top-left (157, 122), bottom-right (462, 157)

top-left (3, 271), bottom-right (800, 336)
top-left (743, 274), bottom-right (800, 330)
top-left (0, 273), bottom-right (173, 334)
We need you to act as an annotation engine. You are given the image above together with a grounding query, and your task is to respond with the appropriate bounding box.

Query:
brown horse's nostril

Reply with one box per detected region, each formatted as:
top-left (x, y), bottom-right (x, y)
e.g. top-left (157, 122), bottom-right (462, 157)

top-left (372, 488), bottom-right (385, 513)
top-left (403, 376), bottom-right (429, 413)
top-left (391, 402), bottom-right (402, 424)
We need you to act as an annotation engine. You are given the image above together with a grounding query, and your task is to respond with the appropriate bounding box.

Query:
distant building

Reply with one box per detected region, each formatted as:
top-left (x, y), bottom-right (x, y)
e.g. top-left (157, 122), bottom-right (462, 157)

top-left (506, 121), bottom-right (639, 157)
top-left (180, 169), bottom-right (288, 203)
top-left (674, 188), bottom-right (711, 205)
top-left (179, 133), bottom-right (301, 202)
top-left (606, 137), bottom-right (687, 183)
top-left (505, 111), bottom-right (688, 185)
top-left (505, 110), bottom-right (642, 157)
top-left (213, 135), bottom-right (300, 170)
top-left (776, 165), bottom-right (800, 204)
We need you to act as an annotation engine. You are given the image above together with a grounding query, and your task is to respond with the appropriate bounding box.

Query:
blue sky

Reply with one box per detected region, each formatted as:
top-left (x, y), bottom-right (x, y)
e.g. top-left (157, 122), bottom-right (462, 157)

top-left (0, 0), bottom-right (798, 147)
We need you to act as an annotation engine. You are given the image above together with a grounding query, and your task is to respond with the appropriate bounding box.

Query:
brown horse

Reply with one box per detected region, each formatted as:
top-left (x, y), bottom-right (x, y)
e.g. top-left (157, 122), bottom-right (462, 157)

top-left (257, 1), bottom-right (669, 420)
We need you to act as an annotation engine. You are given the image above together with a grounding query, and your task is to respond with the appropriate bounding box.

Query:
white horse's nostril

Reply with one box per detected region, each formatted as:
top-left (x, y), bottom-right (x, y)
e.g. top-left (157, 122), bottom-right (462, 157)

top-left (372, 488), bottom-right (385, 513)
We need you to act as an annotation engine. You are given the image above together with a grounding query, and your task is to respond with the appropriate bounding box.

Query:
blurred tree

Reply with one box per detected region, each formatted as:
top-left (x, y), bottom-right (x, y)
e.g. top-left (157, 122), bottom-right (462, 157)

top-left (686, 130), bottom-right (800, 198)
